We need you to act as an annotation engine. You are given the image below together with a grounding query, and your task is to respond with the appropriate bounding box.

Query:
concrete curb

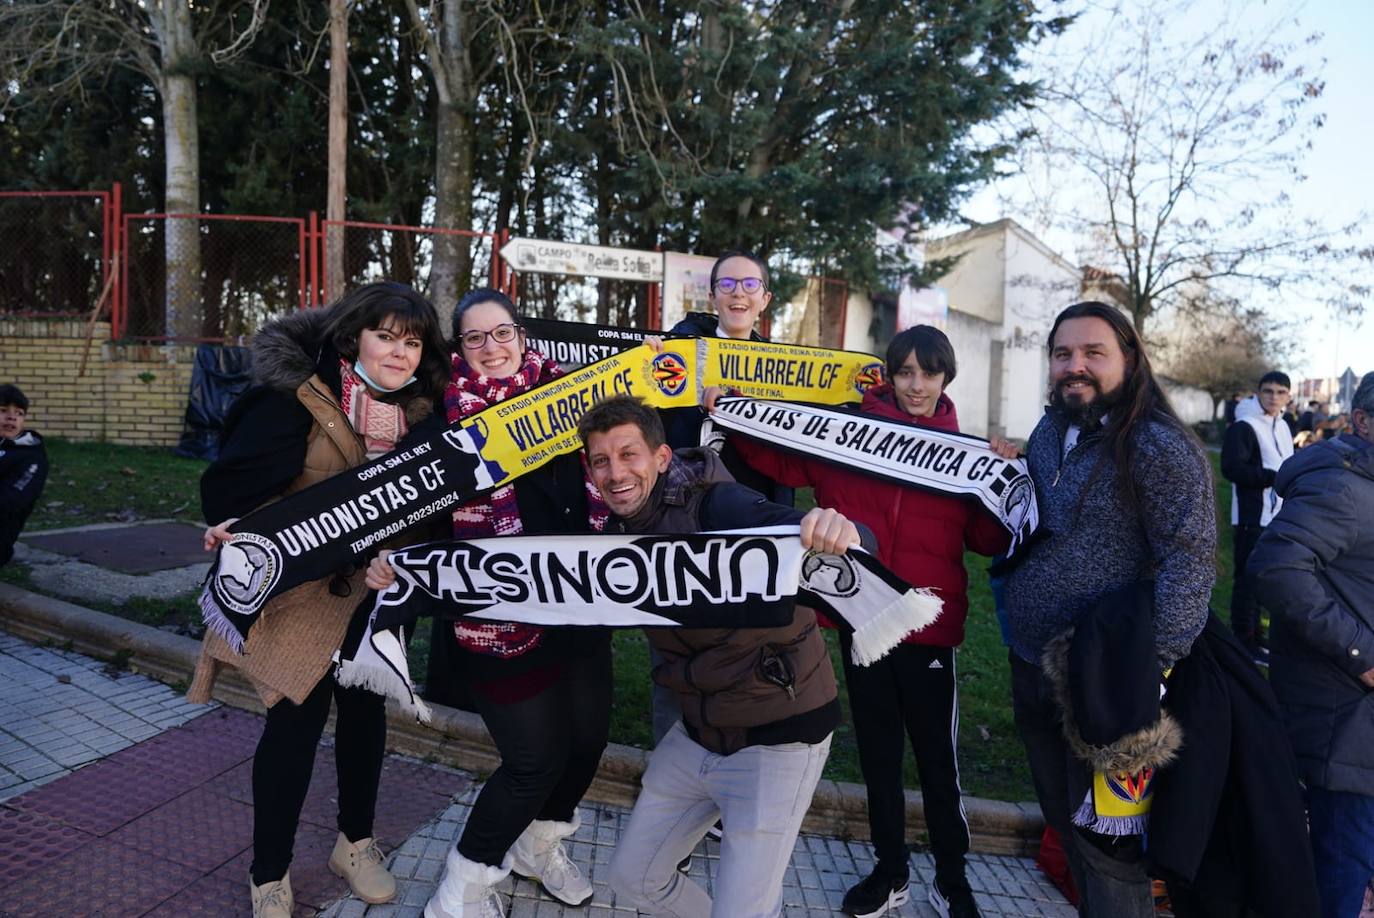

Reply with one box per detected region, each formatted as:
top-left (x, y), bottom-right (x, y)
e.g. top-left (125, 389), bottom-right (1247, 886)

top-left (0, 582), bottom-right (1044, 856)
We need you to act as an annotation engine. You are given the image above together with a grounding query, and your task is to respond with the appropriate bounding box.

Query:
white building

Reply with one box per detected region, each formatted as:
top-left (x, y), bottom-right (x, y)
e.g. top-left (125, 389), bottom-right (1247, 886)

top-left (920, 219), bottom-right (1079, 439)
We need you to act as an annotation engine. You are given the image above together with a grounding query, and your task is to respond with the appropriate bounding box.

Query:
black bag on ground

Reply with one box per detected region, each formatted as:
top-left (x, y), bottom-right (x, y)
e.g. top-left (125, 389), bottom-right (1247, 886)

top-left (176, 344), bottom-right (252, 460)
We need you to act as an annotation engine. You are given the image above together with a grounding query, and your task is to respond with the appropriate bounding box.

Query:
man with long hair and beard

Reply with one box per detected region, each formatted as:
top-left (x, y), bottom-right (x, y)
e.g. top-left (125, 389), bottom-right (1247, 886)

top-left (996, 302), bottom-right (1216, 917)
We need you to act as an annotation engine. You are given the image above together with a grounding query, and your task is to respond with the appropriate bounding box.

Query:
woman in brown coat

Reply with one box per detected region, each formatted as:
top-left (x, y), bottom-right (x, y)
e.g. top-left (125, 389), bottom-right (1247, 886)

top-left (190, 282), bottom-right (449, 918)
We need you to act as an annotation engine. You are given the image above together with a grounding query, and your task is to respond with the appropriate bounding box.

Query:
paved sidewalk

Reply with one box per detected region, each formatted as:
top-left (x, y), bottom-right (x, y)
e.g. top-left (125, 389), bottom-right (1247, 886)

top-left (0, 631), bottom-right (1074, 916)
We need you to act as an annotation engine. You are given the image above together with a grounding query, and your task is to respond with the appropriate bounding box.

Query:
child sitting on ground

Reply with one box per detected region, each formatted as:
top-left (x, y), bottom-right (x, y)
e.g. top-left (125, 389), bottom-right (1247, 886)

top-left (0, 384), bottom-right (48, 567)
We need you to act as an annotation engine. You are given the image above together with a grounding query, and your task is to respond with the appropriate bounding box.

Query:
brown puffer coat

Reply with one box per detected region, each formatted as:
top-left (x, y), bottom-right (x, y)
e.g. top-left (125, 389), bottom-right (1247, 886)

top-left (188, 310), bottom-right (433, 708)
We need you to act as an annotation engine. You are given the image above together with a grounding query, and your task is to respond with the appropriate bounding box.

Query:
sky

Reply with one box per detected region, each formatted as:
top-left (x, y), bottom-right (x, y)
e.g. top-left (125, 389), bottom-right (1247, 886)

top-left (957, 0), bottom-right (1373, 382)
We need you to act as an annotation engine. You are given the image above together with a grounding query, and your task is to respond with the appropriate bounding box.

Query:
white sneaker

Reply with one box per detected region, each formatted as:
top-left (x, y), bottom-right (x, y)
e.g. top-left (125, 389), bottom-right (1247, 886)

top-left (510, 813), bottom-right (593, 906)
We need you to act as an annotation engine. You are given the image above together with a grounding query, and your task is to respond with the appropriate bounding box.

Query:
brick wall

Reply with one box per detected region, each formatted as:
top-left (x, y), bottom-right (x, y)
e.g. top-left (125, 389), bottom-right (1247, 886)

top-left (0, 319), bottom-right (195, 446)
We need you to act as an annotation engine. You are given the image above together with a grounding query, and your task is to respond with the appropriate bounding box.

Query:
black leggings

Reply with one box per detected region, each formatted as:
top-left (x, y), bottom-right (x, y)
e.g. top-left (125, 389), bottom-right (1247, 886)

top-left (457, 641), bottom-right (613, 866)
top-left (250, 674), bottom-right (387, 885)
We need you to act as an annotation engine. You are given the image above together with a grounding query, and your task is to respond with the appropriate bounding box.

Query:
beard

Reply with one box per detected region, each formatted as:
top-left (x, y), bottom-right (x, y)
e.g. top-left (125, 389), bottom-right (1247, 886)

top-left (1050, 375), bottom-right (1125, 429)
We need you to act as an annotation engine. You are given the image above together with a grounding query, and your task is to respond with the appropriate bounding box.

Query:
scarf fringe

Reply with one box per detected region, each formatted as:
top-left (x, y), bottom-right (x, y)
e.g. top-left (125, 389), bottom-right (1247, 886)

top-left (847, 587), bottom-right (942, 666)
top-left (334, 656), bottom-right (433, 723)
top-left (198, 587), bottom-right (246, 654)
top-left (1071, 791), bottom-right (1150, 837)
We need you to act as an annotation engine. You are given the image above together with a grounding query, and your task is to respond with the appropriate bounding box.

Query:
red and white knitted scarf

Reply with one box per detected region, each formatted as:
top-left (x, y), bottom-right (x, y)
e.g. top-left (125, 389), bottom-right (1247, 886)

top-left (444, 348), bottom-right (609, 657)
top-left (339, 361), bottom-right (408, 459)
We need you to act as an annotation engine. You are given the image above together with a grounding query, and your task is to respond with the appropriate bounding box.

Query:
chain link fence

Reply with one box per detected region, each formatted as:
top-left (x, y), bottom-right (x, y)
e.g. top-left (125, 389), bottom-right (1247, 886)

top-left (0, 192), bottom-right (111, 316)
top-left (324, 220), bottom-right (497, 308)
top-left (122, 214), bottom-right (306, 340)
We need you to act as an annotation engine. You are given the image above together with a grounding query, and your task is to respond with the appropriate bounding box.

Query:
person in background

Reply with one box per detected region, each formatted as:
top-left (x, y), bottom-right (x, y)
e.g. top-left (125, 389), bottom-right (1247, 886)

top-left (369, 288), bottom-right (611, 918)
top-left (1249, 372), bottom-right (1374, 918)
top-left (707, 326), bottom-right (1014, 918)
top-left (1219, 371), bottom-right (1294, 662)
top-left (191, 282), bottom-right (450, 918)
top-left (0, 383), bottom-right (48, 567)
top-left (1298, 400), bottom-right (1320, 433)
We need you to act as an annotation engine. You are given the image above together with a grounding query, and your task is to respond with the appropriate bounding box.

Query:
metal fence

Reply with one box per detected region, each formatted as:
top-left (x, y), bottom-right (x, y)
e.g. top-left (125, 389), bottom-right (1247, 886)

top-left (118, 213), bottom-right (307, 340)
top-left (320, 218), bottom-right (500, 306)
top-left (0, 190), bottom-right (115, 317)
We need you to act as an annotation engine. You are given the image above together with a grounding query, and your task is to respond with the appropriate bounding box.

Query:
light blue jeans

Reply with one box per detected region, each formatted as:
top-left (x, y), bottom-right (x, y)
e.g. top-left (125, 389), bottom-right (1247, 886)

top-left (608, 721), bottom-right (831, 918)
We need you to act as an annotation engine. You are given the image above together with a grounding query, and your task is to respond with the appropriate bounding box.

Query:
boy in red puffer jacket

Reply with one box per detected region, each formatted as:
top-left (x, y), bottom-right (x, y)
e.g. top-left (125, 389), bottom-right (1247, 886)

top-left (712, 325), bottom-right (1011, 918)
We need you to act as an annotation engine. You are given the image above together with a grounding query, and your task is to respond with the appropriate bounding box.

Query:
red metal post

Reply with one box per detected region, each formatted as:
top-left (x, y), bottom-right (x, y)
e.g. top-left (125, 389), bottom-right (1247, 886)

top-left (111, 182), bottom-right (123, 336)
top-left (308, 211), bottom-right (320, 307)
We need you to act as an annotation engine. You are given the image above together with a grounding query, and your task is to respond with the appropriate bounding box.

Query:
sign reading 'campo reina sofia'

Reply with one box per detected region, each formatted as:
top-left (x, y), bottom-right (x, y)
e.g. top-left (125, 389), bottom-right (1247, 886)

top-left (499, 237), bottom-right (664, 283)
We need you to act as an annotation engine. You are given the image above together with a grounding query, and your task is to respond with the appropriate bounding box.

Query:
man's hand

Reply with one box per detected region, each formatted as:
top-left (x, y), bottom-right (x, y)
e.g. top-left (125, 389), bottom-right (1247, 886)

top-left (365, 550), bottom-right (397, 592)
top-left (203, 518), bottom-right (239, 551)
top-left (987, 436), bottom-right (1021, 460)
top-left (1359, 668), bottom-right (1374, 690)
top-left (799, 507), bottom-right (860, 555)
top-left (643, 335), bottom-right (665, 353)
top-left (702, 386), bottom-right (727, 412)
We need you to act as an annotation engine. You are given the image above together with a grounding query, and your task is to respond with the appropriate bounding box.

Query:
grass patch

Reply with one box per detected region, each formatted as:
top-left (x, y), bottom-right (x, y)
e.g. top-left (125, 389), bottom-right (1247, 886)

top-left (27, 438), bottom-right (207, 530)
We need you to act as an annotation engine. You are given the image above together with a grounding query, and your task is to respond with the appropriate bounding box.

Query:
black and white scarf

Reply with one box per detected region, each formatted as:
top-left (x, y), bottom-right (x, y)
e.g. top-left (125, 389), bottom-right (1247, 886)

top-left (336, 527), bottom-right (942, 719)
top-left (707, 395), bottom-right (1039, 555)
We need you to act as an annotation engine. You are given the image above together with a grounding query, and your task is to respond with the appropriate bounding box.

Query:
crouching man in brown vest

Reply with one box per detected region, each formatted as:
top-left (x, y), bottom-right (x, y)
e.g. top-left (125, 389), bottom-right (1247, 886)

top-left (581, 395), bottom-right (871, 918)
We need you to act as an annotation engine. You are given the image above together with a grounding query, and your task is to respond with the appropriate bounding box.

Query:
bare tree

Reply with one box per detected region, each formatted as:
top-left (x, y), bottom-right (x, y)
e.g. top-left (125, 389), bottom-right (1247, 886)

top-left (326, 0), bottom-right (349, 303)
top-left (0, 0), bottom-right (268, 337)
top-left (1001, 0), bottom-right (1371, 335)
top-left (399, 0), bottom-right (515, 307)
top-left (1156, 294), bottom-right (1297, 421)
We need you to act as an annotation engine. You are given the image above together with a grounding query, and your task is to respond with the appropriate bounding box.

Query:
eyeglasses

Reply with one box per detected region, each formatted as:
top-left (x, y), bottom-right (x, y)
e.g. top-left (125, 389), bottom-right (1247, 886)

top-left (713, 277), bottom-right (767, 295)
top-left (460, 323), bottom-right (522, 349)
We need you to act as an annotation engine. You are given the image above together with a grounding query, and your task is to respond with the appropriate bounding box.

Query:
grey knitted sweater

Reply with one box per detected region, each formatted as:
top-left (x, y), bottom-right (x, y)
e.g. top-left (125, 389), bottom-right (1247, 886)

top-left (1005, 410), bottom-right (1216, 667)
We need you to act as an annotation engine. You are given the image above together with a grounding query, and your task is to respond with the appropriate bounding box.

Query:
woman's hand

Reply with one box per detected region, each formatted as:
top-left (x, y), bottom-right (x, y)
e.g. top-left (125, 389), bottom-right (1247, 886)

top-left (643, 335), bottom-right (665, 353)
top-left (365, 550), bottom-right (397, 592)
top-left (203, 519), bottom-right (239, 551)
top-left (702, 386), bottom-right (728, 412)
top-left (799, 507), bottom-right (860, 555)
top-left (988, 436), bottom-right (1022, 460)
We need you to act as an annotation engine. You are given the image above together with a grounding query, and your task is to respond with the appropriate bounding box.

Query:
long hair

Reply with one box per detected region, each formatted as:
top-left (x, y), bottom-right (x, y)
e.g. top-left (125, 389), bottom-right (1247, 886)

top-left (1048, 301), bottom-right (1199, 515)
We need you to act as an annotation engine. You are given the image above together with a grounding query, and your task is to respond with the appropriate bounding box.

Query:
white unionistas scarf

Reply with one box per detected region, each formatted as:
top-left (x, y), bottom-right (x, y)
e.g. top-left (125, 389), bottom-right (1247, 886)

top-left (335, 527), bottom-right (942, 720)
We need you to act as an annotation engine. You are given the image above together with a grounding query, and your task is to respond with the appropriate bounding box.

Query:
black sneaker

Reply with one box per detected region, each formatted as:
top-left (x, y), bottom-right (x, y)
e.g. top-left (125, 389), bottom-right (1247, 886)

top-left (840, 870), bottom-right (910, 917)
top-left (928, 878), bottom-right (981, 918)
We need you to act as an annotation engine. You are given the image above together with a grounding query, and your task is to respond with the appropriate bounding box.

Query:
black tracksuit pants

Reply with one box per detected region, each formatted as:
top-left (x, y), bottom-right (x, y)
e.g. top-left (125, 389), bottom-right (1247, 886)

top-left (250, 673), bottom-right (387, 885)
top-left (839, 635), bottom-right (971, 891)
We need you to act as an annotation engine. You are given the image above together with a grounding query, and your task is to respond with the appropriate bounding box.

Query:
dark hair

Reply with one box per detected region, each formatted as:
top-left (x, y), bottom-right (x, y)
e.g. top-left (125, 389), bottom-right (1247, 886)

top-left (577, 395), bottom-right (666, 449)
top-left (319, 281), bottom-right (449, 400)
top-left (0, 384), bottom-right (29, 412)
top-left (709, 250), bottom-right (770, 291)
top-left (1258, 371), bottom-right (1291, 390)
top-left (1353, 372), bottom-right (1374, 415)
top-left (886, 325), bottom-right (957, 386)
top-left (1047, 301), bottom-right (1200, 515)
top-left (452, 287), bottom-right (521, 344)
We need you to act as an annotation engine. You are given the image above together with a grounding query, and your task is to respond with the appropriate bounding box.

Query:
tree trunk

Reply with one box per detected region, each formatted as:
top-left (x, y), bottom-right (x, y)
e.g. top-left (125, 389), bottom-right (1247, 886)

top-left (429, 0), bottom-right (475, 310)
top-left (158, 0), bottom-right (201, 339)
top-left (325, 0), bottom-right (348, 304)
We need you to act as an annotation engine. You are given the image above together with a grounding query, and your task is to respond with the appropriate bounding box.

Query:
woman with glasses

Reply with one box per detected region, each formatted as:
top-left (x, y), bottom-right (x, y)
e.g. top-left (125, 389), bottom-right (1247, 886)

top-left (408, 287), bottom-right (611, 918)
top-left (190, 282), bottom-right (450, 918)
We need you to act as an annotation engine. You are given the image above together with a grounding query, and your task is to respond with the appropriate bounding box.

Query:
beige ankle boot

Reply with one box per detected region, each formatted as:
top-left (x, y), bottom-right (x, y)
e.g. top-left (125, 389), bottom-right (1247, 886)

top-left (328, 832), bottom-right (397, 904)
top-left (249, 871), bottom-right (293, 918)
top-left (510, 810), bottom-right (592, 906)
